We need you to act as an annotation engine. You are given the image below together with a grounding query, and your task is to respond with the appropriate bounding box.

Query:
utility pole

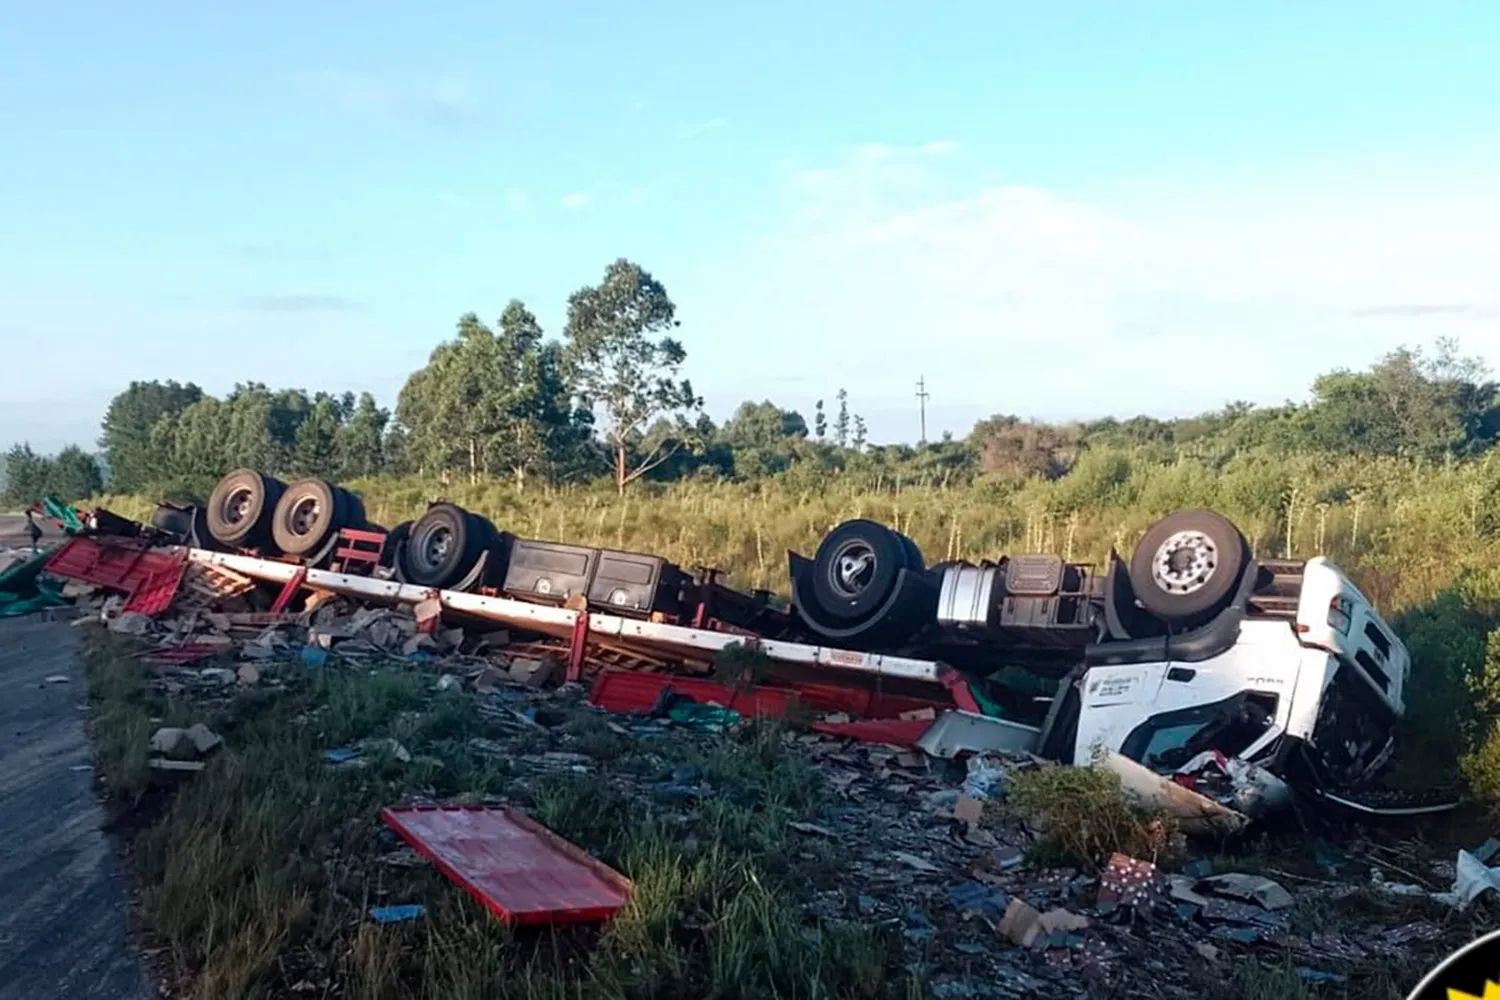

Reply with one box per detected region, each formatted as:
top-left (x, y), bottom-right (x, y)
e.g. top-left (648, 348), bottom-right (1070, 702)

top-left (915, 376), bottom-right (930, 445)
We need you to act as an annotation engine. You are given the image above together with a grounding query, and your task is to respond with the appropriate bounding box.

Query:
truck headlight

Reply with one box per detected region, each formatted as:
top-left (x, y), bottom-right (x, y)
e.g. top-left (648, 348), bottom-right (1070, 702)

top-left (1327, 595), bottom-right (1352, 635)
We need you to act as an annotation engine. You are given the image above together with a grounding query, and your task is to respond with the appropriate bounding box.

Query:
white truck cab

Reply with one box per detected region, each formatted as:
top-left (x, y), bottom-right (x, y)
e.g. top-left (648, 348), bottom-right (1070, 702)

top-left (1065, 555), bottom-right (1408, 792)
top-left (794, 507), bottom-right (1413, 808)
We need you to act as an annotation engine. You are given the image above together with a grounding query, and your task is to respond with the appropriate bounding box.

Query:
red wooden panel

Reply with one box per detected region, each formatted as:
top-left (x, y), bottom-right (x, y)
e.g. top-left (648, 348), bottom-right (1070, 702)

top-left (588, 669), bottom-right (948, 748)
top-left (810, 718), bottom-right (930, 747)
top-left (45, 537), bottom-right (180, 596)
top-left (589, 668), bottom-right (953, 720)
top-left (123, 561), bottom-right (187, 616)
top-left (380, 805), bottom-right (632, 926)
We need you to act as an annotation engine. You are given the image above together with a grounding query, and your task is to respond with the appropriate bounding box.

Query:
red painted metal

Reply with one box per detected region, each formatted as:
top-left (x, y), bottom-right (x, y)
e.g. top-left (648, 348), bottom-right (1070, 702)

top-left (46, 537), bottom-right (189, 616)
top-left (333, 528), bottom-right (386, 574)
top-left (589, 669), bottom-right (952, 749)
top-left (592, 669), bottom-right (798, 717)
top-left (380, 805), bottom-right (632, 926)
top-left (589, 668), bottom-right (953, 721)
top-left (46, 537), bottom-right (153, 591)
top-left (565, 611), bottom-right (590, 682)
top-left (941, 669), bottom-right (983, 713)
top-left (810, 718), bottom-right (931, 746)
top-left (123, 558), bottom-right (188, 616)
top-left (269, 566), bottom-right (307, 614)
top-left (142, 643), bottom-right (223, 666)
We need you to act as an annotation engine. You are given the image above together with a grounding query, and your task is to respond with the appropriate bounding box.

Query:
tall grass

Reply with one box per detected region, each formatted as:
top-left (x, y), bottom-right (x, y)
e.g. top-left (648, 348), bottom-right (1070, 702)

top-left (100, 448), bottom-right (1500, 612)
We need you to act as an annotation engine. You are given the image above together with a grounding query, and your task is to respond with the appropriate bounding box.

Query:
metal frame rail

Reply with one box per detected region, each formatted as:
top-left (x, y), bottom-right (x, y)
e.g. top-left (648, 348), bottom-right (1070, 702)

top-left (184, 548), bottom-right (958, 690)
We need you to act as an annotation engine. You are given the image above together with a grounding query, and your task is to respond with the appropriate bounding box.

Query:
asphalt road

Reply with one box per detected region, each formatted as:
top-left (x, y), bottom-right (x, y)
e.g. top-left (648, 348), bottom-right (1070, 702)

top-left (0, 616), bottom-right (154, 999)
top-left (0, 514), bottom-right (59, 553)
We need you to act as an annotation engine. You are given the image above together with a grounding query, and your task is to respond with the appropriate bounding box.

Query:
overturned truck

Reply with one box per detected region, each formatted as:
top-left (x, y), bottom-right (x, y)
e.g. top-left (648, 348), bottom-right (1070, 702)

top-left (164, 469), bottom-right (1415, 817)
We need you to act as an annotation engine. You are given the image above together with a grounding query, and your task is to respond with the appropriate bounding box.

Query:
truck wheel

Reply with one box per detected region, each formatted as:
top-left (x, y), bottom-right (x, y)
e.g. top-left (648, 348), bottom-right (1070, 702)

top-left (206, 469), bottom-right (285, 549)
top-left (811, 519), bottom-right (909, 621)
top-left (271, 479), bottom-right (347, 556)
top-left (150, 503), bottom-right (194, 538)
top-left (337, 487), bottom-right (368, 529)
top-left (898, 532), bottom-right (926, 571)
top-left (401, 504), bottom-right (486, 589)
top-left (1129, 509), bottom-right (1248, 625)
top-left (381, 520), bottom-right (412, 568)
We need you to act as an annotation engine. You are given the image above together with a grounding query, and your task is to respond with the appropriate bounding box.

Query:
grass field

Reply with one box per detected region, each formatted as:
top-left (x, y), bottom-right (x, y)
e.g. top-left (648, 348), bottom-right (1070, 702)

top-left (83, 619), bottom-right (1500, 1000)
top-left (84, 629), bottom-right (901, 1000)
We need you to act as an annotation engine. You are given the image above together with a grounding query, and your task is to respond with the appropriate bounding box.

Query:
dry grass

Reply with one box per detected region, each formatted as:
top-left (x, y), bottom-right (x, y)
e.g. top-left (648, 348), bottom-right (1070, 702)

top-left (93, 449), bottom-right (1500, 610)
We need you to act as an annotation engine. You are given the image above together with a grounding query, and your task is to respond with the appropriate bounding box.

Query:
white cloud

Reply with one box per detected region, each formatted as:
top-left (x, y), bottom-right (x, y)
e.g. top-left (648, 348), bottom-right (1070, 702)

top-left (712, 142), bottom-right (1500, 433)
top-left (559, 192), bottom-right (590, 210)
top-left (299, 70), bottom-right (475, 124)
top-left (679, 117), bottom-right (728, 139)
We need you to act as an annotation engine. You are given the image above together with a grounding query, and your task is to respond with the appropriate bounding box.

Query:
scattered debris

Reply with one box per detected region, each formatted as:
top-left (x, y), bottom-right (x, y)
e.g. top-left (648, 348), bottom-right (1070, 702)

top-left (368, 904), bottom-right (425, 923)
top-left (1196, 872), bottom-right (1295, 911)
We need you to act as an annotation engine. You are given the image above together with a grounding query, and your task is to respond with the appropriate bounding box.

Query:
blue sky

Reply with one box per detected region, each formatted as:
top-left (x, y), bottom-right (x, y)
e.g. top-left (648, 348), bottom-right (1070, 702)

top-left (3, 1), bottom-right (1500, 453)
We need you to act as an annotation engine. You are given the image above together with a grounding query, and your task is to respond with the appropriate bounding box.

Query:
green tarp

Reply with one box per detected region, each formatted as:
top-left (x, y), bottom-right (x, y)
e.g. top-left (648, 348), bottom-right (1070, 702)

top-left (0, 549), bottom-right (69, 617)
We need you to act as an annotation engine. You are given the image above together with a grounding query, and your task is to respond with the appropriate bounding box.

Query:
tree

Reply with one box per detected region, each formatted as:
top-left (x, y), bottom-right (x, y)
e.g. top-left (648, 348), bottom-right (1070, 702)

top-left (488, 301), bottom-right (593, 487)
top-left (970, 415), bottom-right (1079, 480)
top-left (161, 397), bottom-right (232, 481)
top-left (719, 400), bottom-right (810, 478)
top-left (292, 393), bottom-right (344, 476)
top-left (834, 389), bottom-right (850, 448)
top-left (395, 313), bottom-right (505, 482)
top-left (1, 444), bottom-right (53, 508)
top-left (395, 302), bottom-right (592, 486)
top-left (563, 258), bottom-right (702, 493)
top-left (381, 423), bottom-right (410, 477)
top-left (335, 393), bottom-right (390, 480)
top-left (51, 446), bottom-right (103, 502)
top-left (814, 399), bottom-right (827, 440)
top-left (1304, 340), bottom-right (1500, 461)
top-left (99, 380), bottom-right (203, 491)
top-left (852, 414), bottom-right (868, 452)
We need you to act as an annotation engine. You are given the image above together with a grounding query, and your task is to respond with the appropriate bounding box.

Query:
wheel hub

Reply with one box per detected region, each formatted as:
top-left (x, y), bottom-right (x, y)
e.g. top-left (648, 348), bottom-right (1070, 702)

top-left (420, 526), bottom-right (452, 569)
top-left (289, 497), bottom-right (320, 535)
top-left (223, 486), bottom-right (253, 526)
top-left (830, 541), bottom-right (876, 598)
top-left (1151, 530), bottom-right (1218, 595)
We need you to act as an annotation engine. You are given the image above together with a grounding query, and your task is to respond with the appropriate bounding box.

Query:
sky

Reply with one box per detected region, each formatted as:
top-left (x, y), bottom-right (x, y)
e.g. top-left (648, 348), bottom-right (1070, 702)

top-left (2, 1), bottom-right (1500, 453)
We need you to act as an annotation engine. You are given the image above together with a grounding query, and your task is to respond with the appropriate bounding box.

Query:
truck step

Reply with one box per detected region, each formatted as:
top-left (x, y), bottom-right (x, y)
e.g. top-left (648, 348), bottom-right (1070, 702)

top-left (1247, 595), bottom-right (1300, 618)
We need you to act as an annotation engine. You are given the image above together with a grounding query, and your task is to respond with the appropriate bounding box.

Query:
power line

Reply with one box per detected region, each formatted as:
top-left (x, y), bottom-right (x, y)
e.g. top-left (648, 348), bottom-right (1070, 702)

top-left (915, 376), bottom-right (930, 445)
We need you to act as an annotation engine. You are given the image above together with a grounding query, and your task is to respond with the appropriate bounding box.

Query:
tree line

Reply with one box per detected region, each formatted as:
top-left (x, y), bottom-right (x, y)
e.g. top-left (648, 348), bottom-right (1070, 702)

top-left (4, 254), bottom-right (1499, 509)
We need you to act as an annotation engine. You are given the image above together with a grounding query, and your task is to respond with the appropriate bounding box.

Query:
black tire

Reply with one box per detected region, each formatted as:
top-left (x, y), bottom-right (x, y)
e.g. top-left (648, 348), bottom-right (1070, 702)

top-left (401, 503), bottom-right (486, 588)
top-left (271, 478), bottom-right (348, 556)
top-left (150, 504), bottom-right (194, 538)
top-left (382, 520), bottom-right (412, 569)
top-left (336, 487), bottom-right (368, 529)
top-left (1129, 509), bottom-right (1248, 625)
top-left (897, 532), bottom-right (925, 571)
top-left (811, 519), bottom-right (906, 621)
top-left (206, 469), bottom-right (285, 548)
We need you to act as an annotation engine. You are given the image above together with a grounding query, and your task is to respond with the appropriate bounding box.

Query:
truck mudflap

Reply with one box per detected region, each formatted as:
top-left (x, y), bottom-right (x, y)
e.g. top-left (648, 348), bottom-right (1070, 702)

top-left (1311, 786), bottom-right (1461, 817)
top-left (914, 710), bottom-right (1042, 759)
